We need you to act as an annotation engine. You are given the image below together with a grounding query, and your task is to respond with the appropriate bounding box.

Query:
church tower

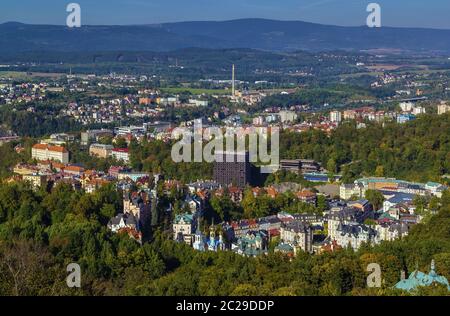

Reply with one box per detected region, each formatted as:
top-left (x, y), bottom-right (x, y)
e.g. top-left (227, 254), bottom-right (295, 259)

top-left (193, 216), bottom-right (205, 251)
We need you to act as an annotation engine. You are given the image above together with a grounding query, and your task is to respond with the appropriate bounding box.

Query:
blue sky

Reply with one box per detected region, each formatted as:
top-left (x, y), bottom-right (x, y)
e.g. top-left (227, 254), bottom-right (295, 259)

top-left (1, 0), bottom-right (450, 29)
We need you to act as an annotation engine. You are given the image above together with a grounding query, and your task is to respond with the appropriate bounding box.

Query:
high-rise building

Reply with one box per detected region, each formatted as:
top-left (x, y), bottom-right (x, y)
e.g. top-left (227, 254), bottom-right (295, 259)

top-left (279, 110), bottom-right (298, 123)
top-left (213, 151), bottom-right (251, 188)
top-left (329, 111), bottom-right (342, 123)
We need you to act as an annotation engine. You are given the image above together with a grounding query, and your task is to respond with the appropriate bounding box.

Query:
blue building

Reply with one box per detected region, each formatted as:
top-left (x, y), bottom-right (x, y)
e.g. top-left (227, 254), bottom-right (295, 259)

top-left (192, 218), bottom-right (225, 252)
top-left (397, 113), bottom-right (416, 124)
top-left (303, 172), bottom-right (342, 183)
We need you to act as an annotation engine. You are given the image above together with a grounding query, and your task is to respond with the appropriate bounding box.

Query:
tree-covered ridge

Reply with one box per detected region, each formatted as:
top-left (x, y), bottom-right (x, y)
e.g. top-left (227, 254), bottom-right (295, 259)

top-left (0, 181), bottom-right (449, 296)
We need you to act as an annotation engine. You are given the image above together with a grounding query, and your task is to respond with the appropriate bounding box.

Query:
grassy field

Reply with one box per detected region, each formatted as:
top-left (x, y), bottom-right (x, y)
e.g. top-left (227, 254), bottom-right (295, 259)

top-left (0, 71), bottom-right (65, 79)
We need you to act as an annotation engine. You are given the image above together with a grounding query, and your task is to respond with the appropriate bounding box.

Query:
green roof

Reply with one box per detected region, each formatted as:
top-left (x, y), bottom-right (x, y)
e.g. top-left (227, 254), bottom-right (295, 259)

top-left (395, 262), bottom-right (450, 292)
top-left (174, 213), bottom-right (194, 224)
top-left (276, 243), bottom-right (294, 252)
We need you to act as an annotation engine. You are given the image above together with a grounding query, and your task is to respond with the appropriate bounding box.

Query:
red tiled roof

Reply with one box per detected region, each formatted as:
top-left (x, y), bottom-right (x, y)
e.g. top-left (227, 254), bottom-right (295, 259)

top-left (33, 143), bottom-right (68, 153)
top-left (297, 190), bottom-right (316, 198)
top-left (112, 148), bottom-right (129, 153)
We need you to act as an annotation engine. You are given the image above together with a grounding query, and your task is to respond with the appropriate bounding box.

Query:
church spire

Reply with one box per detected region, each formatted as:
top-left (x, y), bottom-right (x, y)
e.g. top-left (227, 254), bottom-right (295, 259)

top-left (210, 218), bottom-right (216, 239)
top-left (196, 214), bottom-right (201, 233)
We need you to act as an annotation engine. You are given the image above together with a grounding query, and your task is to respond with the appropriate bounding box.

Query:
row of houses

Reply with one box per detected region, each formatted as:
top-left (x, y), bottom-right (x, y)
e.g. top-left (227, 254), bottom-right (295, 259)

top-left (173, 189), bottom-right (425, 256)
top-left (107, 189), bottom-right (156, 243)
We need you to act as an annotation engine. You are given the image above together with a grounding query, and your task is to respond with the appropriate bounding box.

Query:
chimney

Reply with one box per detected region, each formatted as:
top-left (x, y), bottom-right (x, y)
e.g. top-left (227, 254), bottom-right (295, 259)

top-left (232, 64), bottom-right (235, 97)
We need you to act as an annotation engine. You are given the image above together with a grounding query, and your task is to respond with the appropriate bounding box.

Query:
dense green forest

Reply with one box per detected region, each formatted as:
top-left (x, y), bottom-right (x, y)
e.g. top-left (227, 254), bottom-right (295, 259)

top-left (255, 85), bottom-right (394, 111)
top-left (0, 181), bottom-right (449, 296)
top-left (279, 113), bottom-right (450, 183)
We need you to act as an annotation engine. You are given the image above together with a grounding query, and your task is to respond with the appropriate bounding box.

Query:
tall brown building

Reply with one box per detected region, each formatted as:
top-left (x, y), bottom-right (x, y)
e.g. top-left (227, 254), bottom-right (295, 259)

top-left (213, 151), bottom-right (251, 188)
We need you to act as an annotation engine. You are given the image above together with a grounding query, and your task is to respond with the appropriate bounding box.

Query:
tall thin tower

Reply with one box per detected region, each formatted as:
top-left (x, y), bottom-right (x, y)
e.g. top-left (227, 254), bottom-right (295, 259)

top-left (232, 64), bottom-right (235, 97)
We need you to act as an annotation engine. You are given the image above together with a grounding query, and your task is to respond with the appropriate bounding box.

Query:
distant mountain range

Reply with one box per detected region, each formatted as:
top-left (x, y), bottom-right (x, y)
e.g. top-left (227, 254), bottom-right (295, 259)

top-left (1, 19), bottom-right (450, 54)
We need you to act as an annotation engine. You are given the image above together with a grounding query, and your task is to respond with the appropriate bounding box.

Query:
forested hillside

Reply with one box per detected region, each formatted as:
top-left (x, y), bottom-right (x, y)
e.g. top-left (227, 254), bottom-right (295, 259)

top-left (0, 181), bottom-right (449, 296)
top-left (280, 113), bottom-right (450, 183)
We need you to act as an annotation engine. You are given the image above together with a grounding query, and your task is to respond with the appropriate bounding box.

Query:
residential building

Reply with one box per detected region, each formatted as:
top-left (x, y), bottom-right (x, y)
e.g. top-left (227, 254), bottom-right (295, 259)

top-left (437, 101), bottom-right (450, 115)
top-left (412, 106), bottom-right (426, 115)
top-left (399, 102), bottom-right (414, 112)
top-left (334, 222), bottom-right (377, 250)
top-left (347, 199), bottom-right (372, 212)
top-left (327, 207), bottom-right (374, 241)
top-left (173, 213), bottom-right (195, 245)
top-left (117, 171), bottom-right (148, 182)
top-left (111, 148), bottom-right (130, 163)
top-left (123, 190), bottom-right (153, 229)
top-left (340, 183), bottom-right (364, 200)
top-left (32, 144), bottom-right (69, 164)
top-left (22, 174), bottom-right (47, 189)
top-left (253, 116), bottom-right (265, 125)
top-left (296, 190), bottom-right (317, 205)
top-left (107, 213), bottom-right (138, 233)
top-left (63, 165), bottom-right (85, 176)
top-left (279, 221), bottom-right (314, 254)
top-left (329, 111), bottom-right (342, 123)
top-left (81, 129), bottom-right (114, 145)
top-left (279, 110), bottom-right (298, 123)
top-left (89, 143), bottom-right (113, 158)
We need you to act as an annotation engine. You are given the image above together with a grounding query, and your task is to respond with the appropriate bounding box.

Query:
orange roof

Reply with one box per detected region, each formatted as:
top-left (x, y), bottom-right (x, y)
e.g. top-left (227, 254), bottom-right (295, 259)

top-left (251, 187), bottom-right (263, 196)
top-left (33, 143), bottom-right (67, 153)
top-left (88, 178), bottom-right (110, 186)
top-left (196, 190), bottom-right (208, 200)
top-left (266, 187), bottom-right (278, 198)
top-left (52, 162), bottom-right (65, 169)
top-left (64, 165), bottom-right (85, 172)
top-left (297, 190), bottom-right (316, 198)
top-left (228, 186), bottom-right (242, 194)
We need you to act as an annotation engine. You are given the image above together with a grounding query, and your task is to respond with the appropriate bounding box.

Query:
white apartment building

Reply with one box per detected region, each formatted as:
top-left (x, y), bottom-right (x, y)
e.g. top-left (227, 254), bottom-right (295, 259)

top-left (413, 106), bottom-right (426, 115)
top-left (279, 110), bottom-right (298, 123)
top-left (111, 148), bottom-right (130, 163)
top-left (399, 102), bottom-right (414, 112)
top-left (32, 144), bottom-right (69, 164)
top-left (329, 111), bottom-right (342, 123)
top-left (438, 101), bottom-right (450, 115)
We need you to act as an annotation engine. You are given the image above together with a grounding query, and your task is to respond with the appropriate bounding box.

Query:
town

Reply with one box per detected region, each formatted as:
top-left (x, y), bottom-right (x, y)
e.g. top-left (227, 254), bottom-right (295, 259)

top-left (1, 15), bottom-right (450, 297)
